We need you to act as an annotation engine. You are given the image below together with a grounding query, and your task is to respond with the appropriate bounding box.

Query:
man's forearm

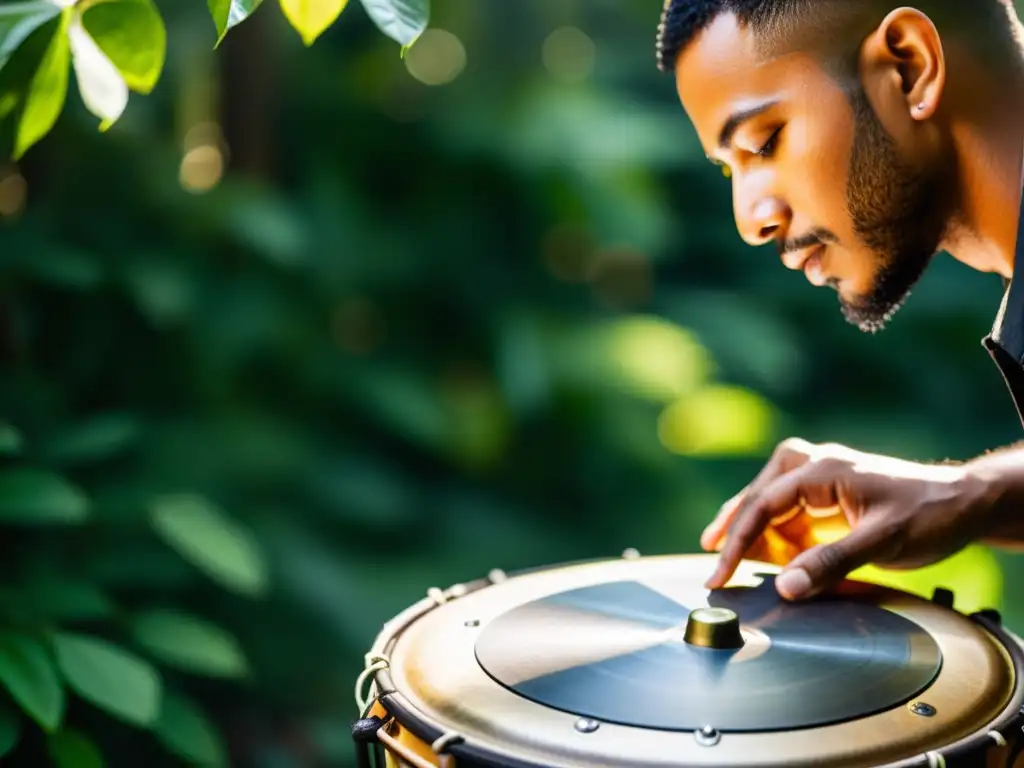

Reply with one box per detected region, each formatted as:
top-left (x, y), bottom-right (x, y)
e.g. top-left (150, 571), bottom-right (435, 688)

top-left (965, 442), bottom-right (1024, 547)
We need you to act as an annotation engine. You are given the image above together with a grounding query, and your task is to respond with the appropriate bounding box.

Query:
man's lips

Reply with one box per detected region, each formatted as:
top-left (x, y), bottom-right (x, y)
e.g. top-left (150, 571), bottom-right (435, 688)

top-left (803, 245), bottom-right (827, 286)
top-left (782, 244), bottom-right (827, 286)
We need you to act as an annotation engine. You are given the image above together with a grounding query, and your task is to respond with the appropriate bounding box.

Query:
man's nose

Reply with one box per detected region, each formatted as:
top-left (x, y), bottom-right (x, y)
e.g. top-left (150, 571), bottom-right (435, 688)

top-left (735, 189), bottom-right (790, 247)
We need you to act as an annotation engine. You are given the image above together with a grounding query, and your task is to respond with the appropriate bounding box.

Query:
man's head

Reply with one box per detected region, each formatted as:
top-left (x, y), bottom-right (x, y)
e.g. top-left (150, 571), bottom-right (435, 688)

top-left (658, 1), bottom-right (1022, 332)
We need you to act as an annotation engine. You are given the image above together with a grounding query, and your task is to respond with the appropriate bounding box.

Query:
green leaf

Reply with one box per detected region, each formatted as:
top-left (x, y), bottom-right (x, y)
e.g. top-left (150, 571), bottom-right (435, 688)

top-left (68, 10), bottom-right (127, 127)
top-left (11, 580), bottom-right (114, 621)
top-left (207, 0), bottom-right (263, 45)
top-left (0, 469), bottom-right (89, 524)
top-left (358, 0), bottom-right (428, 46)
top-left (131, 610), bottom-right (248, 678)
top-left (150, 494), bottom-right (269, 597)
top-left (49, 730), bottom-right (104, 768)
top-left (0, 1), bottom-right (59, 66)
top-left (0, 423), bottom-right (21, 455)
top-left (19, 247), bottom-right (103, 290)
top-left (53, 633), bottom-right (161, 727)
top-left (0, 632), bottom-right (65, 732)
top-left (79, 0), bottom-right (166, 94)
top-left (43, 413), bottom-right (140, 465)
top-left (0, 10), bottom-right (55, 136)
top-left (13, 7), bottom-right (70, 159)
top-left (279, 0), bottom-right (348, 46)
top-left (0, 698), bottom-right (20, 758)
top-left (154, 691), bottom-right (228, 767)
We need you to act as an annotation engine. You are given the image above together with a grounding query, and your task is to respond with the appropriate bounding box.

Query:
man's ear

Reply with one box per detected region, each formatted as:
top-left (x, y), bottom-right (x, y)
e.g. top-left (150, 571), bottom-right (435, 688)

top-left (857, 7), bottom-right (946, 122)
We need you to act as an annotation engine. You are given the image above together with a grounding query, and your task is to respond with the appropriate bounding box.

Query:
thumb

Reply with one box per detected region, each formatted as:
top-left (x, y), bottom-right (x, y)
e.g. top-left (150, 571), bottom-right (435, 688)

top-left (774, 520), bottom-right (894, 601)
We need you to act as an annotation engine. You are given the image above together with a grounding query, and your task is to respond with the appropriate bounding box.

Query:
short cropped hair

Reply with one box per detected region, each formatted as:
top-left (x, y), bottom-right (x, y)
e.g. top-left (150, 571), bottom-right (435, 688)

top-left (655, 0), bottom-right (1022, 76)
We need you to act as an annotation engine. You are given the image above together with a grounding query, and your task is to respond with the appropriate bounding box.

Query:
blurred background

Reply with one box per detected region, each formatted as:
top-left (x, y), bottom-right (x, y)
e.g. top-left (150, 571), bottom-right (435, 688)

top-left (0, 0), bottom-right (1022, 765)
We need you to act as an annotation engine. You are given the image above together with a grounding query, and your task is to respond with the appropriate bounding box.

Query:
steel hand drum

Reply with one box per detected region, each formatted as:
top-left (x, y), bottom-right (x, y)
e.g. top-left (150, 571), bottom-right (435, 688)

top-left (351, 553), bottom-right (1024, 768)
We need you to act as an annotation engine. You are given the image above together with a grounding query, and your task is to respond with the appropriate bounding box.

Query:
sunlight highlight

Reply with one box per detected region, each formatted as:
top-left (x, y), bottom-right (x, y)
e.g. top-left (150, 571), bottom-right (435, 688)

top-left (851, 545), bottom-right (1002, 616)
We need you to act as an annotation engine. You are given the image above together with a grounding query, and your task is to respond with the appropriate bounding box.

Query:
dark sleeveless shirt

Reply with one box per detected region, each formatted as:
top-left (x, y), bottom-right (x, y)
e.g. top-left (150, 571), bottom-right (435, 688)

top-left (981, 177), bottom-right (1024, 426)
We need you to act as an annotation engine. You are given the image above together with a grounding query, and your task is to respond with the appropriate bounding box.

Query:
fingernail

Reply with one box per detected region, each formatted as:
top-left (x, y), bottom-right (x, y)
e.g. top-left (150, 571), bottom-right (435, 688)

top-left (776, 568), bottom-right (811, 600)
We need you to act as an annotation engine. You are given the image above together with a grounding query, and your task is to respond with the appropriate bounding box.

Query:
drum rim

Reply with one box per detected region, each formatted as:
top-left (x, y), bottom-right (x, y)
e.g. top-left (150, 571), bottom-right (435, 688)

top-left (362, 555), bottom-right (1024, 768)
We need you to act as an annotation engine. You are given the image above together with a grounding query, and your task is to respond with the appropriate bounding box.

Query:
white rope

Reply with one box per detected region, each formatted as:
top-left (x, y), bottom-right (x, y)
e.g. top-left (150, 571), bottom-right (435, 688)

top-left (430, 731), bottom-right (463, 753)
top-left (354, 653), bottom-right (390, 713)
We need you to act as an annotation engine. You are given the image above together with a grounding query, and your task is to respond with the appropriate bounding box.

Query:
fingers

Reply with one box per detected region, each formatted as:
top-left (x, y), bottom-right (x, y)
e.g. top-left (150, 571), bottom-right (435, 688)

top-left (705, 460), bottom-right (837, 589)
top-left (743, 526), bottom-right (802, 565)
top-left (701, 438), bottom-right (814, 552)
top-left (774, 519), bottom-right (900, 600)
top-left (700, 489), bottom-right (746, 551)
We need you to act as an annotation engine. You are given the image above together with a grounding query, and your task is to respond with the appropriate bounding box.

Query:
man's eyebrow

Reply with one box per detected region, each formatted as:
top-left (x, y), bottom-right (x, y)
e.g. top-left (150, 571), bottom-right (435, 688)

top-left (716, 100), bottom-right (779, 149)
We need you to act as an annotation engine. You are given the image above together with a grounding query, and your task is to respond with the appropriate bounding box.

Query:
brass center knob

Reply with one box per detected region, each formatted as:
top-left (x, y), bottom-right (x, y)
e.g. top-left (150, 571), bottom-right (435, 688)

top-left (683, 607), bottom-right (744, 649)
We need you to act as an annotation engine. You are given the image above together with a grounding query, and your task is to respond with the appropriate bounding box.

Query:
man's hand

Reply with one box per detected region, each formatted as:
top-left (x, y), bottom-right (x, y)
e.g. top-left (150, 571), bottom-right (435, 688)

top-left (700, 438), bottom-right (996, 601)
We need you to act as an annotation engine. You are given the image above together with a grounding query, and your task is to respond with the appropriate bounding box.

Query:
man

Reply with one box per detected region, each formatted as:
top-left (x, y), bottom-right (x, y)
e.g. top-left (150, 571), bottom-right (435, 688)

top-left (656, 0), bottom-right (1024, 601)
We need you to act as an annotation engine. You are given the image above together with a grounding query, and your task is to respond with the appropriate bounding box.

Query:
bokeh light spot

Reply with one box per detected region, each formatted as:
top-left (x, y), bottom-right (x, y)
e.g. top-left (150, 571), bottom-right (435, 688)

top-left (0, 166), bottom-right (27, 219)
top-left (659, 385), bottom-right (777, 457)
top-left (332, 298), bottom-right (384, 355)
top-left (180, 145), bottom-right (224, 194)
top-left (542, 26), bottom-right (595, 83)
top-left (542, 223), bottom-right (595, 282)
top-left (588, 246), bottom-right (652, 309)
top-left (601, 316), bottom-right (712, 402)
top-left (404, 29), bottom-right (466, 86)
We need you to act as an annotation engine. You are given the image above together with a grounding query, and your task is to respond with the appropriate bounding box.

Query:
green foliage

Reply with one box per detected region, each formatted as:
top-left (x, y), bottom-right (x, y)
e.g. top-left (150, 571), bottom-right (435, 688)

top-left (48, 730), bottom-right (104, 768)
top-left (0, 422), bottom-right (262, 759)
top-left (0, 423), bottom-right (20, 455)
top-left (279, 0), bottom-right (349, 46)
top-left (131, 610), bottom-right (248, 679)
top-left (0, 700), bottom-right (20, 757)
top-left (0, 469), bottom-right (88, 523)
top-left (361, 0), bottom-right (429, 47)
top-left (0, 1), bottom-right (1017, 766)
top-left (207, 0), bottom-right (263, 45)
top-left (0, 632), bottom-right (64, 731)
top-left (0, 3), bottom-right (60, 64)
top-left (79, 0), bottom-right (166, 94)
top-left (154, 692), bottom-right (228, 767)
top-left (53, 633), bottom-right (161, 728)
top-left (12, 7), bottom-right (69, 158)
top-left (151, 494), bottom-right (269, 597)
top-left (0, 0), bottom-right (429, 158)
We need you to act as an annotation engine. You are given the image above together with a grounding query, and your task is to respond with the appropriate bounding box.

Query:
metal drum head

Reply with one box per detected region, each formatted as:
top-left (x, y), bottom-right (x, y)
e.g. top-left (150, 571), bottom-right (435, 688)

top-left (379, 555), bottom-right (1020, 768)
top-left (474, 574), bottom-right (943, 732)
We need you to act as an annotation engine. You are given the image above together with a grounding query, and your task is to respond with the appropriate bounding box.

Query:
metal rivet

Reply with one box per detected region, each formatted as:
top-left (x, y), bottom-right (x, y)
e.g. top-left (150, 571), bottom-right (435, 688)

top-left (574, 718), bottom-right (599, 733)
top-left (695, 725), bottom-right (721, 746)
top-left (464, 619), bottom-right (479, 627)
top-left (911, 702), bottom-right (936, 717)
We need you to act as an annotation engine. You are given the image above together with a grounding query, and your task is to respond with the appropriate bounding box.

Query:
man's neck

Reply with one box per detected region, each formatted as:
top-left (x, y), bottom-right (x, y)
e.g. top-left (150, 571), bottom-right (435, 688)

top-left (941, 54), bottom-right (1024, 279)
